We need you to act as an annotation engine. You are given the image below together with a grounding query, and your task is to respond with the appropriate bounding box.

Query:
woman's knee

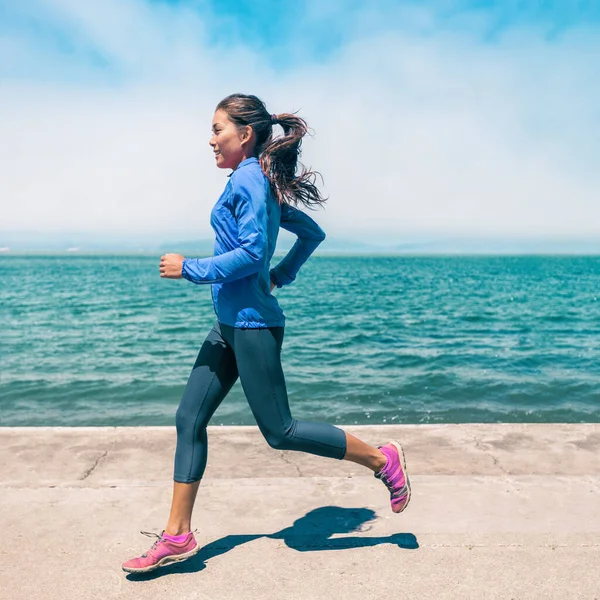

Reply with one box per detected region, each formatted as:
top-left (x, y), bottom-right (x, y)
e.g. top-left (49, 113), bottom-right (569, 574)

top-left (175, 404), bottom-right (185, 427)
top-left (265, 433), bottom-right (294, 451)
top-left (263, 421), bottom-right (297, 451)
top-left (175, 405), bottom-right (196, 437)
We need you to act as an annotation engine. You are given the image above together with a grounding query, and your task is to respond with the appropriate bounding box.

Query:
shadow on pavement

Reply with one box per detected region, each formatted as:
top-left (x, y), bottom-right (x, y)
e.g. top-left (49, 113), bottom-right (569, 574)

top-left (126, 506), bottom-right (418, 581)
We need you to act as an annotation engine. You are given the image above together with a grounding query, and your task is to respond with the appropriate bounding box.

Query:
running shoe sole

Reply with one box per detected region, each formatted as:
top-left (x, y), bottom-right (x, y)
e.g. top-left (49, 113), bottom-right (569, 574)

top-left (389, 440), bottom-right (412, 513)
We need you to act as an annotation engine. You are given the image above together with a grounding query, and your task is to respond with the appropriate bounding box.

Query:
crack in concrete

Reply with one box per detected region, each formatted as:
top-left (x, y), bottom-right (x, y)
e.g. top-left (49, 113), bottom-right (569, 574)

top-left (279, 451), bottom-right (303, 477)
top-left (79, 451), bottom-right (108, 481)
top-left (469, 431), bottom-right (509, 475)
top-left (464, 429), bottom-right (529, 496)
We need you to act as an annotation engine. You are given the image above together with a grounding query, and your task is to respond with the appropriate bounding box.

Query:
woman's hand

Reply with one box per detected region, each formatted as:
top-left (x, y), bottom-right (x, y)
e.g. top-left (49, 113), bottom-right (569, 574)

top-left (159, 253), bottom-right (185, 279)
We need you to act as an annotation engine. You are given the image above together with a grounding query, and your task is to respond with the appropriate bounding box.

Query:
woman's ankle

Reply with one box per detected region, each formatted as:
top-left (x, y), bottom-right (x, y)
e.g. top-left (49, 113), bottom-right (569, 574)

top-left (164, 524), bottom-right (191, 536)
top-left (371, 449), bottom-right (387, 473)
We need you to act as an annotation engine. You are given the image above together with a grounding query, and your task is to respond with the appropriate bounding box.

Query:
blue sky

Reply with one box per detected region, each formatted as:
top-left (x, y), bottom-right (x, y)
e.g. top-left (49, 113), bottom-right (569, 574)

top-left (3, 1), bottom-right (599, 75)
top-left (1, 0), bottom-right (599, 242)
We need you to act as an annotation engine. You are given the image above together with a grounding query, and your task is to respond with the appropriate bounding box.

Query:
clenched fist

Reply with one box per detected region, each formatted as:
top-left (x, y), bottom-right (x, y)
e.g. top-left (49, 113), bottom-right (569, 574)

top-left (159, 253), bottom-right (185, 279)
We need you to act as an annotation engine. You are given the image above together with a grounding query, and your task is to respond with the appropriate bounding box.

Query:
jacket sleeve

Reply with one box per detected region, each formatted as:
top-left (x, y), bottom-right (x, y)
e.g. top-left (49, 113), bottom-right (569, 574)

top-left (269, 202), bottom-right (326, 288)
top-left (181, 174), bottom-right (268, 284)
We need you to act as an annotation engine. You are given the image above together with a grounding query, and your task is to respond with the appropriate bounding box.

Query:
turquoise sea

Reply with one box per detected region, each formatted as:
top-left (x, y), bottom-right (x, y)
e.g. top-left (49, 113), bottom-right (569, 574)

top-left (1, 255), bottom-right (599, 426)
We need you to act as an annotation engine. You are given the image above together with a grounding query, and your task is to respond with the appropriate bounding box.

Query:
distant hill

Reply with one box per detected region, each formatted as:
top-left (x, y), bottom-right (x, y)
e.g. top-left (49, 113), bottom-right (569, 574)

top-left (1, 231), bottom-right (599, 255)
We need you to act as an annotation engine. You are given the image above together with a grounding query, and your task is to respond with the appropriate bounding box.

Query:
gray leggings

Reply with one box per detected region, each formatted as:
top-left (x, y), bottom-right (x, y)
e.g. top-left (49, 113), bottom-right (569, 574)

top-left (174, 321), bottom-right (347, 483)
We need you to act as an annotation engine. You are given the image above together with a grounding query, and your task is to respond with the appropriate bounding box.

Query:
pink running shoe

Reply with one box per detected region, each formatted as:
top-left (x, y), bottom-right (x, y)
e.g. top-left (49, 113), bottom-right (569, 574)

top-left (374, 441), bottom-right (411, 513)
top-left (121, 530), bottom-right (199, 574)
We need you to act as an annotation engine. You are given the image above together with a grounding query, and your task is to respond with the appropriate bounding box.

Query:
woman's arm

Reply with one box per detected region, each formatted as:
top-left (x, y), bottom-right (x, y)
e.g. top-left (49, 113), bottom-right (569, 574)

top-left (181, 174), bottom-right (268, 284)
top-left (269, 203), bottom-right (326, 288)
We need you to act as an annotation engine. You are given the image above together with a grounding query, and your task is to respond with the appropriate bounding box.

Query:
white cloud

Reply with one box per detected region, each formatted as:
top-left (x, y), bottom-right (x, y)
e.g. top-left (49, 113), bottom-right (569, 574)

top-left (1, 1), bottom-right (599, 241)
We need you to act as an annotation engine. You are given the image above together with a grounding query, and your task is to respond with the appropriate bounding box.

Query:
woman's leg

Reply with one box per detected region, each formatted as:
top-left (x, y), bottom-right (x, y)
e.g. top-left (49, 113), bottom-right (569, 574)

top-left (166, 322), bottom-right (239, 535)
top-left (343, 432), bottom-right (387, 472)
top-left (165, 482), bottom-right (201, 536)
top-left (229, 326), bottom-right (387, 472)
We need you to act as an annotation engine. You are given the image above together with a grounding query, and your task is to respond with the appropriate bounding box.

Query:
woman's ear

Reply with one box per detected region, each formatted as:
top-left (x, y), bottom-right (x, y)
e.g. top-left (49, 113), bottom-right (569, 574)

top-left (239, 125), bottom-right (254, 147)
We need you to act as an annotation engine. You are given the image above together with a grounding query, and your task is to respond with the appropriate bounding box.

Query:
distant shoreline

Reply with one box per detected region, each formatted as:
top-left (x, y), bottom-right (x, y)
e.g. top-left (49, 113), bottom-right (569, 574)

top-left (2, 251), bottom-right (600, 257)
top-left (2, 232), bottom-right (600, 257)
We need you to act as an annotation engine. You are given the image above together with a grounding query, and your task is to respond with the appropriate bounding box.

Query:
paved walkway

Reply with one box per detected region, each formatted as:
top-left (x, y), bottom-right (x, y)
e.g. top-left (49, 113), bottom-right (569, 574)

top-left (2, 424), bottom-right (599, 599)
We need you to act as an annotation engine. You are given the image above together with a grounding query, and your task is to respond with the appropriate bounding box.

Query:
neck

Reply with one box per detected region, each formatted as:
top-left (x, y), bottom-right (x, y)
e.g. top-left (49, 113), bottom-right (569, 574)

top-left (232, 153), bottom-right (256, 170)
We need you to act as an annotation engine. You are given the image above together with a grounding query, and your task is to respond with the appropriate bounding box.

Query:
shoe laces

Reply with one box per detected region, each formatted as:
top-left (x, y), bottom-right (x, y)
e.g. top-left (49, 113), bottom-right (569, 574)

top-left (379, 471), bottom-right (406, 498)
top-left (379, 471), bottom-right (392, 486)
top-left (139, 529), bottom-right (198, 556)
top-left (140, 531), bottom-right (165, 557)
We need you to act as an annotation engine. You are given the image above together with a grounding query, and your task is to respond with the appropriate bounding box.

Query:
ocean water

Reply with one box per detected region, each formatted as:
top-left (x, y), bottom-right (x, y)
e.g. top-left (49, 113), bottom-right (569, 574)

top-left (1, 255), bottom-right (599, 426)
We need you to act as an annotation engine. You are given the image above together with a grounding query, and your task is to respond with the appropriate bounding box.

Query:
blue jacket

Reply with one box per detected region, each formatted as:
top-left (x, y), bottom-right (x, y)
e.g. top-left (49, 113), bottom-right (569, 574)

top-left (181, 157), bottom-right (326, 328)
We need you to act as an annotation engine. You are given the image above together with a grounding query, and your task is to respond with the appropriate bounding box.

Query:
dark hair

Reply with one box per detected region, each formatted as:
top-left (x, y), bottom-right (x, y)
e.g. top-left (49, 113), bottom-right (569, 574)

top-left (216, 93), bottom-right (325, 209)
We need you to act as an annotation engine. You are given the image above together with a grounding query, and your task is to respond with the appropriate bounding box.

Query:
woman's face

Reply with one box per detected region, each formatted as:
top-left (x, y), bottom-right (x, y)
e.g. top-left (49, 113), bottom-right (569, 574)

top-left (209, 109), bottom-right (251, 170)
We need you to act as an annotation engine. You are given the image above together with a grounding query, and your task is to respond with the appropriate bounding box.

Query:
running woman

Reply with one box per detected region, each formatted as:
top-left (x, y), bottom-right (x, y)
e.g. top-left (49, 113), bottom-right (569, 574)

top-left (121, 94), bottom-right (411, 574)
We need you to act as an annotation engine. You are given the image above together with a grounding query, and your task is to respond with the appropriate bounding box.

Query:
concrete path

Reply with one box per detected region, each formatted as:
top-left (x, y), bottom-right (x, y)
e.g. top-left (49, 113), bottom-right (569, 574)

top-left (1, 424), bottom-right (599, 600)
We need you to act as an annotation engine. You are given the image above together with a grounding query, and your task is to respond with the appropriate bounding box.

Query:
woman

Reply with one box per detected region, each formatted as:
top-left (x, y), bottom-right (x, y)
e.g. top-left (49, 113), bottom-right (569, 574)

top-left (122, 94), bottom-right (411, 574)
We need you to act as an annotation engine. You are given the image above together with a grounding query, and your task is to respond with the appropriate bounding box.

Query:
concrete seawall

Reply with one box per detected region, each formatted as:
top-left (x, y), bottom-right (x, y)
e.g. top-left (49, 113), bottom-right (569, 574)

top-left (2, 424), bottom-right (599, 600)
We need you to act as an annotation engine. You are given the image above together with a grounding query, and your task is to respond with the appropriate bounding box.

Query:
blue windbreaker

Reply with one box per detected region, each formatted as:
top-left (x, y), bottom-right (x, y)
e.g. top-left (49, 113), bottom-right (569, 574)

top-left (181, 157), bottom-right (326, 328)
